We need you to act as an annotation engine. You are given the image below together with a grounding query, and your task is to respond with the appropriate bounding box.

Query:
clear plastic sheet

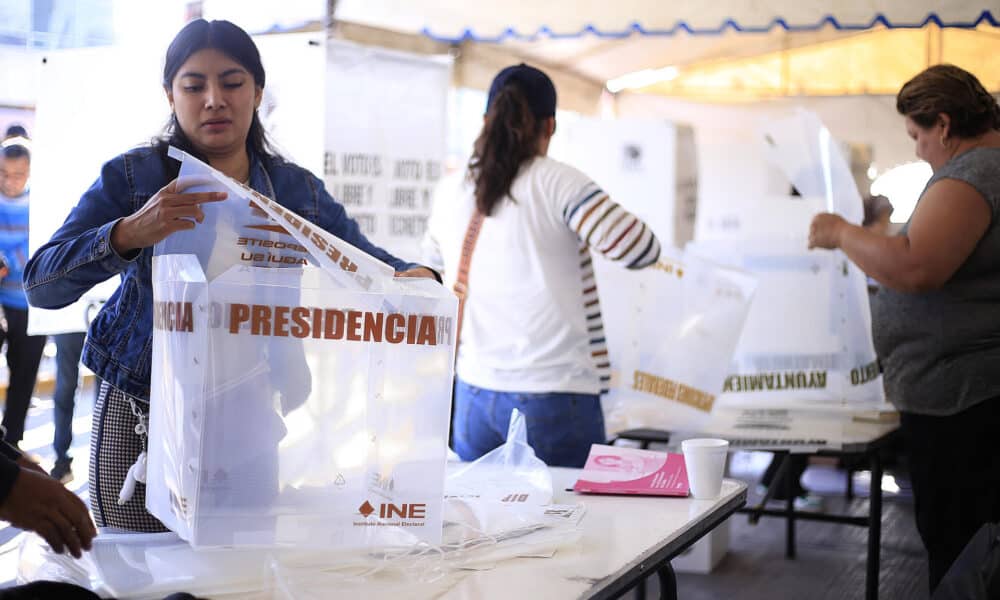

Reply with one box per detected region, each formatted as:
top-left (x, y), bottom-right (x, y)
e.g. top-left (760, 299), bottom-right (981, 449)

top-left (17, 529), bottom-right (268, 599)
top-left (599, 246), bottom-right (758, 434)
top-left (266, 411), bottom-right (585, 595)
top-left (17, 414), bottom-right (584, 599)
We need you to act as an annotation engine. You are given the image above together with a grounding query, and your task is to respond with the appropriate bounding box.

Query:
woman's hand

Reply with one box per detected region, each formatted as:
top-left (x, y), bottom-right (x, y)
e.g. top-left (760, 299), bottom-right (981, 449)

top-left (110, 179), bottom-right (227, 254)
top-left (808, 213), bottom-right (849, 250)
top-left (395, 267), bottom-right (438, 281)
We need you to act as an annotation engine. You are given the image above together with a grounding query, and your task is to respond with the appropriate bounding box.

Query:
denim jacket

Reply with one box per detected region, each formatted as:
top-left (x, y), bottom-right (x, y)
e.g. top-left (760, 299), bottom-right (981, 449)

top-left (24, 146), bottom-right (420, 400)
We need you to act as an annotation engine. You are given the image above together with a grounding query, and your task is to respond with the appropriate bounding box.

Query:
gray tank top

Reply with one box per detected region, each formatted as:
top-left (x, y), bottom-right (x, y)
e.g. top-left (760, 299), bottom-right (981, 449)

top-left (872, 147), bottom-right (1000, 416)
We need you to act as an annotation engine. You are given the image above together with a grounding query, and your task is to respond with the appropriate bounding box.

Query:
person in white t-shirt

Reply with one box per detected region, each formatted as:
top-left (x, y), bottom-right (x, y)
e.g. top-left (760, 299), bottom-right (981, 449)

top-left (423, 64), bottom-right (661, 467)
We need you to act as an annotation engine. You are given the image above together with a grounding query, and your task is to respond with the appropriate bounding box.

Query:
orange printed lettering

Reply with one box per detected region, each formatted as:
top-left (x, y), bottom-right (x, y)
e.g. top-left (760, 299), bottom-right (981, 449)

top-left (230, 303), bottom-right (250, 334)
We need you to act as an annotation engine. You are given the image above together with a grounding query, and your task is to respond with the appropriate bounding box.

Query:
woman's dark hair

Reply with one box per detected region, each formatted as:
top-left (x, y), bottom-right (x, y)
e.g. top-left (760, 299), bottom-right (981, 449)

top-left (896, 64), bottom-right (1000, 139)
top-left (157, 19), bottom-right (276, 163)
top-left (467, 85), bottom-right (547, 216)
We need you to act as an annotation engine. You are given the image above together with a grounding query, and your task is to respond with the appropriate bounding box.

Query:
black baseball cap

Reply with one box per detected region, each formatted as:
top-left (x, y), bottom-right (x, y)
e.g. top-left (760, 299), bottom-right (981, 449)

top-left (486, 63), bottom-right (557, 118)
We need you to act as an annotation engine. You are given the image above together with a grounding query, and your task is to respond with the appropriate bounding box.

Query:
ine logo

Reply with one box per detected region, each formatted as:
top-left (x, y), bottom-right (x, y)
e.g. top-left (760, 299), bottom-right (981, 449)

top-left (357, 500), bottom-right (427, 519)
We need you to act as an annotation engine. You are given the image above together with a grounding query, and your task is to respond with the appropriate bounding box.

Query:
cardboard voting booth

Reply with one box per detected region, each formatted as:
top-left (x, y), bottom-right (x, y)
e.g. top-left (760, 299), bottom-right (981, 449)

top-left (146, 148), bottom-right (457, 548)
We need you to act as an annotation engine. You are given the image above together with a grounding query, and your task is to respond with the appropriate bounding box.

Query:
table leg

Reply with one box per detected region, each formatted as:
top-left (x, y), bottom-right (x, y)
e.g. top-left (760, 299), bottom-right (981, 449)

top-left (658, 563), bottom-right (678, 600)
top-left (785, 453), bottom-right (796, 559)
top-left (866, 451), bottom-right (883, 600)
top-left (748, 452), bottom-right (791, 525)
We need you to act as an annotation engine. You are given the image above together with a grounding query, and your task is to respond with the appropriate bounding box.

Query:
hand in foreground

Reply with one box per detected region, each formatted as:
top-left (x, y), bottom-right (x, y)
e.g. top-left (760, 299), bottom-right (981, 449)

top-left (394, 267), bottom-right (438, 280)
top-left (808, 213), bottom-right (848, 250)
top-left (15, 455), bottom-right (47, 475)
top-left (111, 178), bottom-right (227, 254)
top-left (0, 468), bottom-right (97, 558)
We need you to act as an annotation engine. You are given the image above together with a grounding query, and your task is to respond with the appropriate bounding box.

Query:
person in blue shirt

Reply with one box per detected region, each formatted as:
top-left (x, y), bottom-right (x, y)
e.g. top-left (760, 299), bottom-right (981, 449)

top-left (24, 19), bottom-right (436, 532)
top-left (0, 127), bottom-right (87, 487)
top-left (0, 131), bottom-right (48, 449)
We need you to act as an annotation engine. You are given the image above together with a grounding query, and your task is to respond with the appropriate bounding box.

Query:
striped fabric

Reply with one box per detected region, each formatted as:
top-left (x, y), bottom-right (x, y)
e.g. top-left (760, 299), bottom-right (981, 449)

top-left (565, 183), bottom-right (659, 394)
top-left (563, 182), bottom-right (660, 269)
top-left (578, 245), bottom-right (611, 394)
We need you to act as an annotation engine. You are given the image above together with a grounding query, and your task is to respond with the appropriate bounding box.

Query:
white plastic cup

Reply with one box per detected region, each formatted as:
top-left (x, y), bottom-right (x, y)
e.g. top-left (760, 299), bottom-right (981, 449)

top-left (681, 438), bottom-right (730, 499)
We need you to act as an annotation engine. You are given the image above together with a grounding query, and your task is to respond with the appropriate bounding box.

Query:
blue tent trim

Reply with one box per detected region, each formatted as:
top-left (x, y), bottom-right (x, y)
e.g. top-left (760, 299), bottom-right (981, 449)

top-left (419, 10), bottom-right (999, 44)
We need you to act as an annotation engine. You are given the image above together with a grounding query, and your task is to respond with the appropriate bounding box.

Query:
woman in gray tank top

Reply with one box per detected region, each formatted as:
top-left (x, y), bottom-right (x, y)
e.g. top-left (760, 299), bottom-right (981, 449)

top-left (808, 64), bottom-right (1000, 593)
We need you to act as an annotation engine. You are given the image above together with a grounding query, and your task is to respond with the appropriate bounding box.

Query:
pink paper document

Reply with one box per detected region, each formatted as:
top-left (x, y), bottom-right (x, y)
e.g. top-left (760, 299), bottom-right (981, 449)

top-left (573, 444), bottom-right (689, 496)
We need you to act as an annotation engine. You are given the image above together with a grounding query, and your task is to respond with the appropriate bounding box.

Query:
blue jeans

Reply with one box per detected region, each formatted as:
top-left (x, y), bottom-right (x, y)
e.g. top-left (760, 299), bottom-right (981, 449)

top-left (53, 332), bottom-right (86, 463)
top-left (452, 379), bottom-right (606, 468)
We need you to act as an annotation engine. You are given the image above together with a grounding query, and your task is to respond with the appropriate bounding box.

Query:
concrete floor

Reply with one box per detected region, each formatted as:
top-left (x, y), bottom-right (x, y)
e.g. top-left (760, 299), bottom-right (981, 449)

top-left (626, 451), bottom-right (927, 600)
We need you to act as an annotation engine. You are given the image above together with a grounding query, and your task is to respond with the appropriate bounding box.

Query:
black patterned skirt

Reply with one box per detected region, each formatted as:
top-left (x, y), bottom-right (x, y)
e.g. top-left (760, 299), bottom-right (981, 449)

top-left (89, 380), bottom-right (168, 532)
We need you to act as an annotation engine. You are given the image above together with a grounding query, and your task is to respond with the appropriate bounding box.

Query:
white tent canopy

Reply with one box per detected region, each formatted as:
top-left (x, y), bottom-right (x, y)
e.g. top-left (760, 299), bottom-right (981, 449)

top-left (330, 1), bottom-right (999, 109)
top-left (333, 0), bottom-right (995, 42)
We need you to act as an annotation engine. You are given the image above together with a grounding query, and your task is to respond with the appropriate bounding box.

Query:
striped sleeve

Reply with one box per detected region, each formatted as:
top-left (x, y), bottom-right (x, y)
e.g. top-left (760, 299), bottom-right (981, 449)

top-left (563, 182), bottom-right (661, 269)
top-left (578, 245), bottom-right (611, 394)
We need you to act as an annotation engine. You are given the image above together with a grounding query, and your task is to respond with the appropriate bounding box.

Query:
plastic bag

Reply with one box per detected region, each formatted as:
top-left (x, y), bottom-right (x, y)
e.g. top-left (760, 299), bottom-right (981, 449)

top-left (147, 148), bottom-right (458, 549)
top-left (443, 409), bottom-right (558, 548)
top-left (161, 411), bottom-right (580, 596)
top-left (599, 246), bottom-right (757, 434)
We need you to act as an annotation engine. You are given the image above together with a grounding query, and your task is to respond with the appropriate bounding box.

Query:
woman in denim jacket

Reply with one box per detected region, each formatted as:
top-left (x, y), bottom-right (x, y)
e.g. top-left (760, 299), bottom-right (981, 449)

top-left (24, 19), bottom-right (435, 532)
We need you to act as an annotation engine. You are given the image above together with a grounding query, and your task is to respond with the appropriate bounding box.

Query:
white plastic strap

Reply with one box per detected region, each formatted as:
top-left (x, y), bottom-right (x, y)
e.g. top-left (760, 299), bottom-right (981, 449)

top-left (118, 451), bottom-right (148, 505)
top-left (118, 393), bottom-right (150, 505)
